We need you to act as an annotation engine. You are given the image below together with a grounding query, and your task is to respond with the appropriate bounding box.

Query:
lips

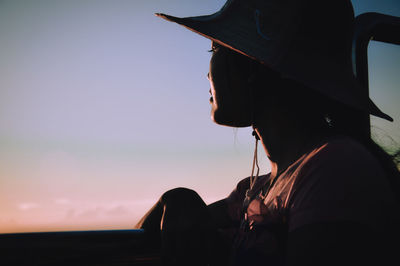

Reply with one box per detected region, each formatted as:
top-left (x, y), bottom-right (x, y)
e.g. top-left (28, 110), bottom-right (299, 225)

top-left (209, 88), bottom-right (213, 103)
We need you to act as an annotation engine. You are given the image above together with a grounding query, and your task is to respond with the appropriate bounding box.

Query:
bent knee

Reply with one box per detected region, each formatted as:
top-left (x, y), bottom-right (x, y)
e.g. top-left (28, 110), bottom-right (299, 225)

top-left (161, 187), bottom-right (203, 205)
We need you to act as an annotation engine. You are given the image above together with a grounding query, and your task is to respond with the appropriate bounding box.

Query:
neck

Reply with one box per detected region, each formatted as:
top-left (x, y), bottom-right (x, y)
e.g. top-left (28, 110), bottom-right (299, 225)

top-left (255, 126), bottom-right (321, 179)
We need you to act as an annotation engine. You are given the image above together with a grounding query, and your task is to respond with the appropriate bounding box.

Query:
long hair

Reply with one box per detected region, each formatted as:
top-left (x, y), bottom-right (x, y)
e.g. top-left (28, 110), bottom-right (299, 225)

top-left (326, 100), bottom-right (400, 203)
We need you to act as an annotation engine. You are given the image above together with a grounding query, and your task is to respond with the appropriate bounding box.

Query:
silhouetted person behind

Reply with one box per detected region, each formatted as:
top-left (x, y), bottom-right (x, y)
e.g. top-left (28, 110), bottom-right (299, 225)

top-left (135, 0), bottom-right (400, 265)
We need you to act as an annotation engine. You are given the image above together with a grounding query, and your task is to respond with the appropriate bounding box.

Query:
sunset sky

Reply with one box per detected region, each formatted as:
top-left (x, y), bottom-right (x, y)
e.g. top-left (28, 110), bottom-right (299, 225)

top-left (0, 0), bottom-right (399, 233)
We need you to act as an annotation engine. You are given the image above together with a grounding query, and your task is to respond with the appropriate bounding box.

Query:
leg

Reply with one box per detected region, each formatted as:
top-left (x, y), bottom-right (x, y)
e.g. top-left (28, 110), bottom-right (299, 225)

top-left (135, 187), bottom-right (218, 265)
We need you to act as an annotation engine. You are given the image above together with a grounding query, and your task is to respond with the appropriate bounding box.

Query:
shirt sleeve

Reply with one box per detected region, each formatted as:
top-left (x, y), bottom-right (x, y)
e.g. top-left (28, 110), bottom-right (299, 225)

top-left (287, 138), bottom-right (395, 232)
top-left (225, 176), bottom-right (251, 222)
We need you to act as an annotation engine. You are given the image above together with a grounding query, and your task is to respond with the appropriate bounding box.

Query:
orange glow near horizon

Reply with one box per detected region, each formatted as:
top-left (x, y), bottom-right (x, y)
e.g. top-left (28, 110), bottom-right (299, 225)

top-left (0, 143), bottom-right (266, 233)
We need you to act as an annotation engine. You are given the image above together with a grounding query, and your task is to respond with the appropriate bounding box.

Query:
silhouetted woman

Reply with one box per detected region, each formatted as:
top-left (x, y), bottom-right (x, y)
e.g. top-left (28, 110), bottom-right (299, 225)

top-left (135, 0), bottom-right (400, 265)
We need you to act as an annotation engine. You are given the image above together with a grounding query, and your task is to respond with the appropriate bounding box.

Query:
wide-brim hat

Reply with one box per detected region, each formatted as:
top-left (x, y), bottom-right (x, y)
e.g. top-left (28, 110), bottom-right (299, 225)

top-left (156, 0), bottom-right (393, 121)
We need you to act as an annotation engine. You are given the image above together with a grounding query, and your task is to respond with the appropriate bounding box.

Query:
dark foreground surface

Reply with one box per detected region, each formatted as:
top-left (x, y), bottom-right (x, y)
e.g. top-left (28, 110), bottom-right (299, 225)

top-left (0, 229), bottom-right (161, 266)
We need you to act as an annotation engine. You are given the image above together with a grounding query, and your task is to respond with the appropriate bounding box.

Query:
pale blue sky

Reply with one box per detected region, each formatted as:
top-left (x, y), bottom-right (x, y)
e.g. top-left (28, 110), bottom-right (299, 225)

top-left (0, 0), bottom-right (399, 233)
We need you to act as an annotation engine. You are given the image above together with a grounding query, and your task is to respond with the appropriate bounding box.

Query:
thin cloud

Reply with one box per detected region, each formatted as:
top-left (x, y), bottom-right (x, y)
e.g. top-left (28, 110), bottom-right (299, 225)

top-left (18, 202), bottom-right (39, 211)
top-left (54, 198), bottom-right (71, 205)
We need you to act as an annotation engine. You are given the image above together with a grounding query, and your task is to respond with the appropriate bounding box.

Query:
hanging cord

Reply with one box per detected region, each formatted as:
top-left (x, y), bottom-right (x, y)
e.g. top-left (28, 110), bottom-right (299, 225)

top-left (249, 130), bottom-right (260, 190)
top-left (239, 63), bottom-right (261, 230)
top-left (240, 129), bottom-right (260, 230)
top-left (248, 61), bottom-right (261, 191)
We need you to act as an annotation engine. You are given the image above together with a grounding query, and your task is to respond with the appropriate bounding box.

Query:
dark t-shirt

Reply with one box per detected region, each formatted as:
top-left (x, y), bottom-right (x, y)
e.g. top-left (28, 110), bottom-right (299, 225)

top-left (225, 136), bottom-right (397, 263)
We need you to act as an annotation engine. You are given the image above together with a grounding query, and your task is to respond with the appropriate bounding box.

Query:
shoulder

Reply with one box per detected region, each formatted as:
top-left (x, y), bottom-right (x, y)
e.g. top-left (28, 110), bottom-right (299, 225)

top-left (303, 136), bottom-right (381, 172)
top-left (294, 136), bottom-right (389, 188)
top-left (288, 136), bottom-right (396, 231)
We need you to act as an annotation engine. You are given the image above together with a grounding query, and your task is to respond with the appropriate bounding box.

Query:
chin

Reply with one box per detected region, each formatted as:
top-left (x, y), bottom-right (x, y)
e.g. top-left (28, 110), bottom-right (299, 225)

top-left (211, 109), bottom-right (251, 128)
top-left (211, 109), bottom-right (230, 126)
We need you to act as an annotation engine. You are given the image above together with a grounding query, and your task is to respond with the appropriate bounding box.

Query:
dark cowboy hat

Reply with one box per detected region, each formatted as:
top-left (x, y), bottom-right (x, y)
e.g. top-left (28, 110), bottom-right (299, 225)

top-left (156, 0), bottom-right (393, 121)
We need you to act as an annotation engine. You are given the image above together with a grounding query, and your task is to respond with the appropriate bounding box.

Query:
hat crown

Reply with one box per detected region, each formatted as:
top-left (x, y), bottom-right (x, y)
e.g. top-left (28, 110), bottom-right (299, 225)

top-left (157, 0), bottom-right (393, 121)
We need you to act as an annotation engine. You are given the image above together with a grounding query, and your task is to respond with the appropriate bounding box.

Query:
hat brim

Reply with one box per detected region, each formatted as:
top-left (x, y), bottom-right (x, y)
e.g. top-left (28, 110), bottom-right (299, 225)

top-left (155, 5), bottom-right (393, 122)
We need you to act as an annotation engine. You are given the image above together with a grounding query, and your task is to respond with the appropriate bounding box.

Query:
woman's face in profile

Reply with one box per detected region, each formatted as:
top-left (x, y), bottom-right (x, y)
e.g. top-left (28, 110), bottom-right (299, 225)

top-left (208, 42), bottom-right (253, 127)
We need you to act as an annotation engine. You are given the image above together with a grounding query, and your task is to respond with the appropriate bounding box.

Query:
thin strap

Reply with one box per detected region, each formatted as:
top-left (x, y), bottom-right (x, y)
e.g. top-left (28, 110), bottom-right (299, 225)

top-left (249, 130), bottom-right (260, 190)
